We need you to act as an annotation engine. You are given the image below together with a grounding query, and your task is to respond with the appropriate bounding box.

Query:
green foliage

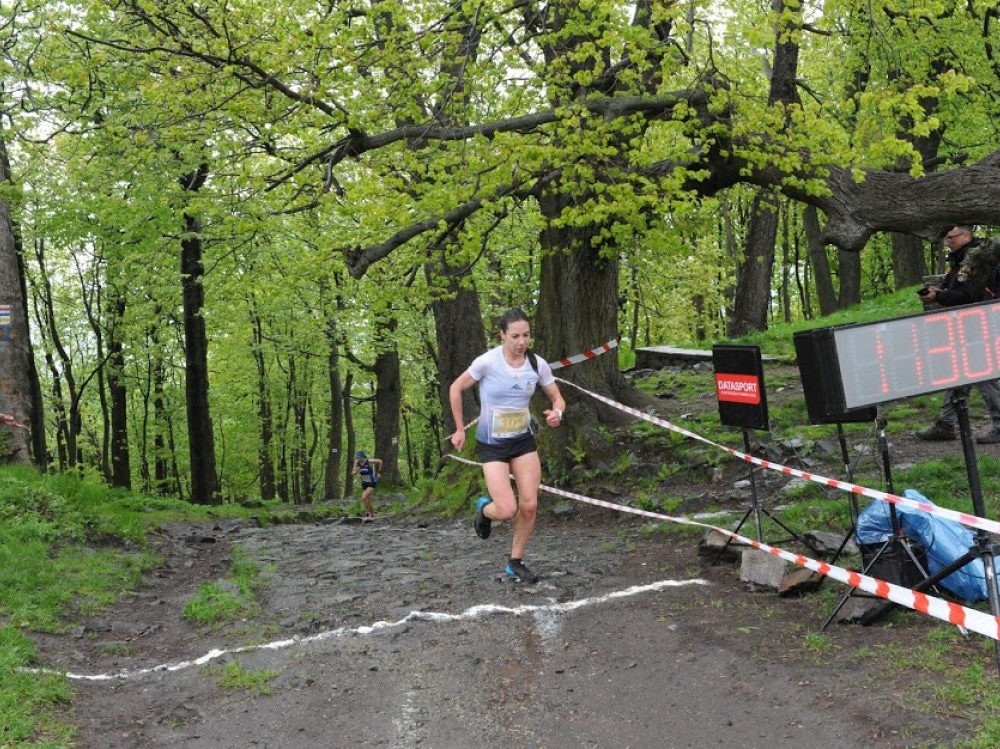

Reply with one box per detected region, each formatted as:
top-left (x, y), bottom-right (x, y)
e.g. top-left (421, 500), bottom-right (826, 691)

top-left (184, 552), bottom-right (261, 625)
top-left (407, 465), bottom-right (482, 516)
top-left (184, 583), bottom-right (256, 624)
top-left (729, 285), bottom-right (925, 359)
top-left (0, 635), bottom-right (73, 747)
top-left (617, 345), bottom-right (636, 370)
top-left (0, 479), bottom-right (84, 543)
top-left (0, 465), bottom-right (277, 745)
top-left (8, 0), bottom-right (1000, 509)
top-left (0, 473), bottom-right (169, 633)
top-left (632, 492), bottom-right (683, 515)
top-left (208, 660), bottom-right (279, 696)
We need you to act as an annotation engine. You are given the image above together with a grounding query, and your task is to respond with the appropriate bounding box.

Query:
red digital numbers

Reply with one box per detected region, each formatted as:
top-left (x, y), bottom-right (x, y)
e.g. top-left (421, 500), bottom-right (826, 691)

top-left (908, 320), bottom-right (924, 385)
top-left (924, 312), bottom-right (960, 387)
top-left (957, 307), bottom-right (994, 379)
top-left (834, 300), bottom-right (1000, 409)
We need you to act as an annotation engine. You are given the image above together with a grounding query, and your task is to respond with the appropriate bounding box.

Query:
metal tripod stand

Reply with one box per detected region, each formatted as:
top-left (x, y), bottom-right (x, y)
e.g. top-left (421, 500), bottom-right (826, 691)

top-left (824, 422), bottom-right (863, 566)
top-left (712, 429), bottom-right (803, 565)
top-left (822, 408), bottom-right (934, 629)
top-left (860, 388), bottom-right (1000, 672)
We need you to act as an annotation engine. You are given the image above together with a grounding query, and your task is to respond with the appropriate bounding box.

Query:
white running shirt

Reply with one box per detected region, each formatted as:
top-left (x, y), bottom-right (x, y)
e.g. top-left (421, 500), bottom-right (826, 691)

top-left (467, 346), bottom-right (555, 445)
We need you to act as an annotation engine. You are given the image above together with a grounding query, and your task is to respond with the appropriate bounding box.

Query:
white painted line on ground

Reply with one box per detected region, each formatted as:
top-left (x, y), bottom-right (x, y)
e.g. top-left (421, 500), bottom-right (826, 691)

top-left (31, 578), bottom-right (708, 683)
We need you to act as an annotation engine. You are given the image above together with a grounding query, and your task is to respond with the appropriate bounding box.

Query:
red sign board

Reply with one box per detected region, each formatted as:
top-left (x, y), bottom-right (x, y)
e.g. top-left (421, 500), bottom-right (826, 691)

top-left (715, 373), bottom-right (761, 405)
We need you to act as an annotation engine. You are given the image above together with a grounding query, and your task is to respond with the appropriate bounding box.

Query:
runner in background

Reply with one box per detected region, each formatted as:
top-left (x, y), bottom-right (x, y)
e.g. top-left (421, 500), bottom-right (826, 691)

top-left (448, 308), bottom-right (565, 583)
top-left (353, 451), bottom-right (382, 518)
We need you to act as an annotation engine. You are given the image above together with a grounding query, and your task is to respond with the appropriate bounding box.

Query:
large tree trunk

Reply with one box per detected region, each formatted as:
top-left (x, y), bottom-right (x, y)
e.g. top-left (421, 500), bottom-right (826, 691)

top-left (323, 311), bottom-right (343, 500)
top-left (535, 185), bottom-right (632, 474)
top-left (891, 233), bottom-right (927, 289)
top-left (179, 164), bottom-right (220, 505)
top-left (729, 0), bottom-right (801, 335)
top-left (803, 205), bottom-right (838, 316)
top-left (427, 261), bottom-right (486, 436)
top-left (372, 317), bottom-right (400, 485)
top-left (108, 294), bottom-right (131, 488)
top-left (535, 226), bottom-right (623, 396)
top-left (838, 250), bottom-right (862, 308)
top-left (0, 136), bottom-right (35, 463)
top-left (730, 191), bottom-right (779, 336)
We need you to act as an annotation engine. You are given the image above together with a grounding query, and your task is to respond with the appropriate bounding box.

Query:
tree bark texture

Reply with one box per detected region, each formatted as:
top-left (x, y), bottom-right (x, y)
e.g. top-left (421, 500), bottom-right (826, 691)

top-left (12, 229), bottom-right (46, 467)
top-left (108, 294), bottom-right (131, 488)
top-left (0, 137), bottom-right (35, 463)
top-left (428, 268), bottom-right (486, 434)
top-left (837, 249), bottom-right (862, 308)
top-left (179, 164), bottom-right (221, 505)
top-left (729, 0), bottom-right (800, 335)
top-left (252, 312), bottom-right (277, 501)
top-left (342, 372), bottom-right (355, 498)
top-left (372, 317), bottom-right (401, 485)
top-left (891, 233), bottom-right (927, 290)
top-left (730, 191), bottom-right (779, 336)
top-left (322, 312), bottom-right (343, 501)
top-left (802, 205), bottom-right (837, 316)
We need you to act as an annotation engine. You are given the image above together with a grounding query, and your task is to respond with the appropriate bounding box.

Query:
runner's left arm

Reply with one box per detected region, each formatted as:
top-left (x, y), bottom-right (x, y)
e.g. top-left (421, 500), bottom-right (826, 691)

top-left (541, 382), bottom-right (566, 428)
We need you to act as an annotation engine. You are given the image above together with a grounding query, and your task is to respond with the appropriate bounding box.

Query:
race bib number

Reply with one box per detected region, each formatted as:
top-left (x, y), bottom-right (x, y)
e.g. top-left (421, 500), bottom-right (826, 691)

top-left (490, 408), bottom-right (530, 439)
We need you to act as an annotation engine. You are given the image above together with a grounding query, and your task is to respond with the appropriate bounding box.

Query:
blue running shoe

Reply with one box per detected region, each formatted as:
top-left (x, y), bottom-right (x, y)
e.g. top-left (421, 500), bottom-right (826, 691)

top-left (474, 496), bottom-right (492, 539)
top-left (505, 559), bottom-right (538, 583)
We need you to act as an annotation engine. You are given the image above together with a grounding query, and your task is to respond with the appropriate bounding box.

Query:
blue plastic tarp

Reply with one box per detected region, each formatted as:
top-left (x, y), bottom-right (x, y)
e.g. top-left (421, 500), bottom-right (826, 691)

top-left (855, 489), bottom-right (995, 603)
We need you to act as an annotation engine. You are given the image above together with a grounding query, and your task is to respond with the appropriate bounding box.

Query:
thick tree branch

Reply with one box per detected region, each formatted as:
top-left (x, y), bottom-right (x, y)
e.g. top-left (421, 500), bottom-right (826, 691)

top-left (656, 145), bottom-right (1000, 250)
top-left (343, 170), bottom-right (560, 278)
top-left (268, 90), bottom-right (713, 187)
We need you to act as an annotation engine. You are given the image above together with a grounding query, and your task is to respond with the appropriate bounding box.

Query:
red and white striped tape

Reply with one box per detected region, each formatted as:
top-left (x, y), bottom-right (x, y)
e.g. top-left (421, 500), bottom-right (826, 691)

top-left (446, 452), bottom-right (1000, 640)
top-left (557, 378), bottom-right (1000, 538)
top-left (549, 338), bottom-right (618, 370)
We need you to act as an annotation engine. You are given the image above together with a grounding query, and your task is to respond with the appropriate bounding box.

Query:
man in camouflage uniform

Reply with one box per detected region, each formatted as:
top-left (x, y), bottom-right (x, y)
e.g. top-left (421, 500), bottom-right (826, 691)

top-left (917, 225), bottom-right (1000, 443)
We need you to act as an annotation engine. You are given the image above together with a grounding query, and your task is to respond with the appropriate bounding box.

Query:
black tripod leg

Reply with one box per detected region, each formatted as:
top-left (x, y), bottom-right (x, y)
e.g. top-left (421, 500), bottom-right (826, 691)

top-left (953, 387), bottom-right (1000, 672)
top-left (820, 423), bottom-right (860, 577)
top-left (825, 521), bottom-right (856, 568)
top-left (710, 505), bottom-right (754, 566)
top-left (759, 507), bottom-right (802, 544)
top-left (712, 431), bottom-right (762, 566)
top-left (822, 536), bottom-right (894, 630)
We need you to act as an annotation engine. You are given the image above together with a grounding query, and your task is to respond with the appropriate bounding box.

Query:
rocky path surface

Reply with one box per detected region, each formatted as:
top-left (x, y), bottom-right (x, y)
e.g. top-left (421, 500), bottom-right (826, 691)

top-left (34, 507), bottom-right (971, 748)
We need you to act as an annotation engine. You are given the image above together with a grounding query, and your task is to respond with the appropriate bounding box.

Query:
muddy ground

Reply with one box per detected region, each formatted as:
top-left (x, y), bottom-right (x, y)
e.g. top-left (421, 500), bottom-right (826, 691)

top-left (32, 508), bottom-right (992, 749)
top-left (28, 365), bottom-right (1000, 748)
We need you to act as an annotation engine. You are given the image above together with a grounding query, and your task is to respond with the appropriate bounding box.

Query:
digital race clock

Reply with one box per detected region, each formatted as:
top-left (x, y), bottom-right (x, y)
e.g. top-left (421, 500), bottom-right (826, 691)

top-left (794, 299), bottom-right (1000, 416)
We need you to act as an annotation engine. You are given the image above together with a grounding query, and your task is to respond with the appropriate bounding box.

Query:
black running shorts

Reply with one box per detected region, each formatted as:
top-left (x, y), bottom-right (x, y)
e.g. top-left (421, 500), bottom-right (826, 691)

top-left (476, 433), bottom-right (537, 463)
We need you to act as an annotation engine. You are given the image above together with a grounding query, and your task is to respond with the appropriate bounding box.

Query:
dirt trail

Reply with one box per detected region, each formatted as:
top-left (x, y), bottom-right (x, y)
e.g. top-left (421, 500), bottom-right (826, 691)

top-left (32, 509), bottom-right (974, 748)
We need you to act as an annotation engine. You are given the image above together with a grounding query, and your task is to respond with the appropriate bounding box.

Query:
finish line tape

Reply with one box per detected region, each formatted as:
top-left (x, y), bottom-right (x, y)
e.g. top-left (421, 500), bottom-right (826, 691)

top-left (557, 378), bottom-right (1000, 538)
top-left (32, 579), bottom-right (706, 682)
top-left (445, 451), bottom-right (1000, 640)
